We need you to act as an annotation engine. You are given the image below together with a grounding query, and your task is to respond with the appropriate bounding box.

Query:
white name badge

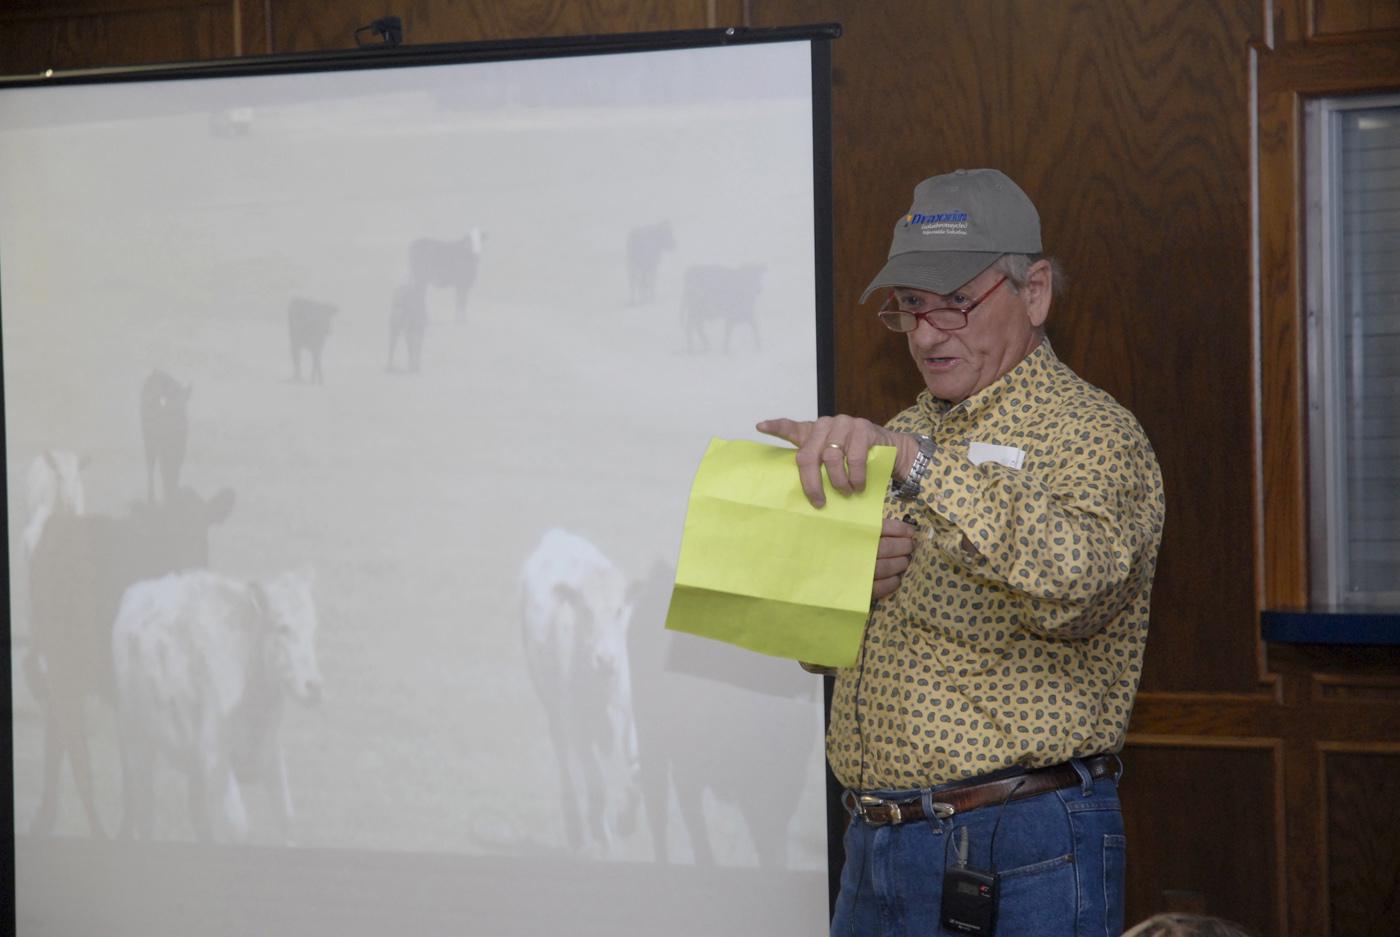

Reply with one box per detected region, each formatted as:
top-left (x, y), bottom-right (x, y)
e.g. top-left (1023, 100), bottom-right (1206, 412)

top-left (967, 441), bottom-right (1026, 471)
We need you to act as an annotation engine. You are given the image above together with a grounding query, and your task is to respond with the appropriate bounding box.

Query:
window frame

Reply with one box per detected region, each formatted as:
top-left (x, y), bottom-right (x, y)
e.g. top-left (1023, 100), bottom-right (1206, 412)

top-left (1303, 91), bottom-right (1400, 609)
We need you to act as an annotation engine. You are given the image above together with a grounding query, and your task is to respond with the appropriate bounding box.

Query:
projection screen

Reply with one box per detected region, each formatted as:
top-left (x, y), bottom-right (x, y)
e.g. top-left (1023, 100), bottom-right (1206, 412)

top-left (1, 27), bottom-right (838, 937)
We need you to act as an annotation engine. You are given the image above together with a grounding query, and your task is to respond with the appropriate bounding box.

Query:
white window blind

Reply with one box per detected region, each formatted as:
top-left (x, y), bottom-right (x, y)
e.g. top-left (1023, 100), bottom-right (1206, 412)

top-left (1306, 94), bottom-right (1400, 607)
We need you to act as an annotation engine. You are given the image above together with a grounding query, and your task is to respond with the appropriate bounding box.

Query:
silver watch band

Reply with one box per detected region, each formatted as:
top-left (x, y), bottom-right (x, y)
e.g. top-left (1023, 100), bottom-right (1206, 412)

top-left (893, 434), bottom-right (935, 499)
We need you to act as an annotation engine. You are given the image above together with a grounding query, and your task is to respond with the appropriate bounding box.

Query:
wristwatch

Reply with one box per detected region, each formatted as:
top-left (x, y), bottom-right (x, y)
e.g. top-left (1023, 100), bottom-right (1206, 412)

top-left (892, 433), bottom-right (935, 500)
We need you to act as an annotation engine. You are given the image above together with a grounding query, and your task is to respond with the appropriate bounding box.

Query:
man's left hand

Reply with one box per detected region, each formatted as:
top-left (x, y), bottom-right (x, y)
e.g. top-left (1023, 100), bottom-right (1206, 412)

top-left (873, 516), bottom-right (917, 601)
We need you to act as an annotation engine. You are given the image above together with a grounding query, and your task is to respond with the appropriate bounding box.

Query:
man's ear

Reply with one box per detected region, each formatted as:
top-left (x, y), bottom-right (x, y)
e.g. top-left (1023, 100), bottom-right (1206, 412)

top-left (1023, 259), bottom-right (1053, 328)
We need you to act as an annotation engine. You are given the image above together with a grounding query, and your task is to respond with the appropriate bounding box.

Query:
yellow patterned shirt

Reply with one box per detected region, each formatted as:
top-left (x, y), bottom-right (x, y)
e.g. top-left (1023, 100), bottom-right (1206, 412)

top-left (828, 342), bottom-right (1165, 791)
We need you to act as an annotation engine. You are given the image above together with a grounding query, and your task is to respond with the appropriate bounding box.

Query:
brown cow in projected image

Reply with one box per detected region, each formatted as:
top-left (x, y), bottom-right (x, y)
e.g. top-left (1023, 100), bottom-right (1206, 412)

top-left (26, 486), bottom-right (236, 837)
top-left (521, 528), bottom-right (642, 856)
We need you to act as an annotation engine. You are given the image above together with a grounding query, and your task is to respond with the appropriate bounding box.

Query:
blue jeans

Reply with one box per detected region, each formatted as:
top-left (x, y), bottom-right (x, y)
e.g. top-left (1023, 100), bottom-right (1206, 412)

top-left (830, 760), bottom-right (1126, 937)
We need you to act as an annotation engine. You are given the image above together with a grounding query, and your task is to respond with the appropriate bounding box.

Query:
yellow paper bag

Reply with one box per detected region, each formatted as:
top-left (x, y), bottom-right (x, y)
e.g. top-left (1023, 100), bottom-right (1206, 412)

top-left (664, 438), bottom-right (895, 667)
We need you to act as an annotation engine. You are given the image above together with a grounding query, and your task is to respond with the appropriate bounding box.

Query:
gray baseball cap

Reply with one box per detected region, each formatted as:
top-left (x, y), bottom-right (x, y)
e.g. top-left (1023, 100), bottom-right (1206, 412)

top-left (861, 168), bottom-right (1042, 301)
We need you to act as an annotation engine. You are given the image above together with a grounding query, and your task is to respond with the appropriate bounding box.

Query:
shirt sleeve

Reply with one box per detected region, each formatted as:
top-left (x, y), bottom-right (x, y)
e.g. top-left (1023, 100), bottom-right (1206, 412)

top-left (904, 427), bottom-right (1164, 640)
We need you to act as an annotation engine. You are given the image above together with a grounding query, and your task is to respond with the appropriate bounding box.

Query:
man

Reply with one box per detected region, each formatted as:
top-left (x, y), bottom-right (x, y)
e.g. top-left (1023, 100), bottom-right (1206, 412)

top-left (758, 168), bottom-right (1164, 937)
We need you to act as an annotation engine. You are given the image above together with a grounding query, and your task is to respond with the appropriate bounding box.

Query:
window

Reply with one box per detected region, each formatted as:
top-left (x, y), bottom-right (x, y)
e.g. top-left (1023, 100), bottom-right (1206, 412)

top-left (1305, 93), bottom-right (1400, 608)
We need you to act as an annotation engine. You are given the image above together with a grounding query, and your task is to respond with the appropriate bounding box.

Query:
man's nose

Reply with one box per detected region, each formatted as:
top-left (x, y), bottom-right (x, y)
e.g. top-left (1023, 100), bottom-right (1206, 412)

top-left (910, 316), bottom-right (953, 342)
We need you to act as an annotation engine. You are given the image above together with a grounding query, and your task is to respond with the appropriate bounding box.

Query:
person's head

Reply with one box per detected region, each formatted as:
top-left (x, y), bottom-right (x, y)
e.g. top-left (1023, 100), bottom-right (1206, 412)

top-left (862, 169), bottom-right (1057, 403)
top-left (1121, 912), bottom-right (1256, 937)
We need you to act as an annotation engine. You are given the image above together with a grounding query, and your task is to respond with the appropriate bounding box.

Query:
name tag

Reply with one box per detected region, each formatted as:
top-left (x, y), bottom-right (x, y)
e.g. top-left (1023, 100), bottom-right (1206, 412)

top-left (967, 441), bottom-right (1026, 471)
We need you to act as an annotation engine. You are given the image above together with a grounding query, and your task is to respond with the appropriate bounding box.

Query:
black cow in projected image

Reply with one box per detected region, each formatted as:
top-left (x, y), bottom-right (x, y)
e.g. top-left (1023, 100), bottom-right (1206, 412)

top-left (521, 528), bottom-right (643, 857)
top-left (627, 562), bottom-right (820, 868)
top-left (387, 281), bottom-right (428, 373)
top-left (140, 368), bottom-right (191, 503)
top-left (626, 220), bottom-right (676, 305)
top-left (287, 297), bottom-right (338, 385)
top-left (407, 228), bottom-right (485, 323)
top-left (112, 568), bottom-right (323, 844)
top-left (681, 263), bottom-right (767, 354)
top-left (25, 485), bottom-right (237, 837)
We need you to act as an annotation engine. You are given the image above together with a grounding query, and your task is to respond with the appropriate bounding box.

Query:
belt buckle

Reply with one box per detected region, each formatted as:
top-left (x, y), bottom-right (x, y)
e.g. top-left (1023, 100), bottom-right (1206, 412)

top-left (856, 794), bottom-right (956, 824)
top-left (857, 794), bottom-right (896, 825)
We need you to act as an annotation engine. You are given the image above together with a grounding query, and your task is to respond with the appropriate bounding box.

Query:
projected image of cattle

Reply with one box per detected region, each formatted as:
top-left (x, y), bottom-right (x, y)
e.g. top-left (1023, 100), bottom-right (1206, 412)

top-left (22, 449), bottom-right (87, 560)
top-left (26, 483), bottom-right (237, 837)
top-left (521, 529), bottom-right (642, 858)
top-left (626, 220), bottom-right (675, 305)
top-left (112, 568), bottom-right (323, 844)
top-left (4, 37), bottom-right (830, 936)
top-left (287, 297), bottom-right (338, 384)
top-left (140, 369), bottom-right (190, 503)
top-left (387, 281), bottom-right (428, 372)
top-left (682, 263), bottom-right (766, 354)
top-left (408, 229), bottom-right (484, 323)
top-left (627, 561), bottom-right (820, 868)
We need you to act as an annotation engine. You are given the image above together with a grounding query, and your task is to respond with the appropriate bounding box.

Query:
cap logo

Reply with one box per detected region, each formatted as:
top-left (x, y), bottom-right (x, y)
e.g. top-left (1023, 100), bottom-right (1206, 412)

top-left (903, 211), bottom-right (969, 236)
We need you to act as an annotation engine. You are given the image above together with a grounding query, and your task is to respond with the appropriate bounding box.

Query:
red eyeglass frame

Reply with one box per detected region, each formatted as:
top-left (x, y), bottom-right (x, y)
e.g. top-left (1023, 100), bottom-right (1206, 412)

top-left (876, 276), bottom-right (1009, 332)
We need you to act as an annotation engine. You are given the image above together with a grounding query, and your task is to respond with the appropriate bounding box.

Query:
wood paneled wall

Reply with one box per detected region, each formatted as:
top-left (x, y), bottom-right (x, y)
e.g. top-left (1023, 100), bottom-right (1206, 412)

top-left (3, 2), bottom-right (1398, 935)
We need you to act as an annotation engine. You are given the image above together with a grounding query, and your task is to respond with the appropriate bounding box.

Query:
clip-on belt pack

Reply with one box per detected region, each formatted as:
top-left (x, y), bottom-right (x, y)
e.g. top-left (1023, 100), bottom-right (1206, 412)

top-left (939, 778), bottom-right (1027, 936)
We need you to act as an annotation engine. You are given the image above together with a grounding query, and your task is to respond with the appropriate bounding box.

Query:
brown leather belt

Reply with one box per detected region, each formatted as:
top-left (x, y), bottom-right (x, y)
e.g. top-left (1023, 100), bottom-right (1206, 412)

top-left (843, 754), bottom-right (1120, 825)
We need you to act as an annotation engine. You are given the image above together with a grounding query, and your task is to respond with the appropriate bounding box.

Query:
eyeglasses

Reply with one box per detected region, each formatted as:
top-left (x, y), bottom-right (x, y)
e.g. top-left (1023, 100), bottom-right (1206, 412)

top-left (876, 276), bottom-right (1009, 333)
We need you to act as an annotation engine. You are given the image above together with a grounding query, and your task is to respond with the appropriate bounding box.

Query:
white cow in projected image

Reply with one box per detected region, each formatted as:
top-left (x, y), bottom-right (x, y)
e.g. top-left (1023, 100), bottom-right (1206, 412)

top-left (111, 568), bottom-right (323, 844)
top-left (22, 448), bottom-right (87, 559)
top-left (521, 529), bottom-right (642, 856)
top-left (20, 448), bottom-right (87, 721)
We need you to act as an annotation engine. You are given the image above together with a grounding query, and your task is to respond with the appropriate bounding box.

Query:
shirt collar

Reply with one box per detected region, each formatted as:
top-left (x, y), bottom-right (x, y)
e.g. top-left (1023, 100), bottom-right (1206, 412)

top-left (918, 340), bottom-right (1061, 423)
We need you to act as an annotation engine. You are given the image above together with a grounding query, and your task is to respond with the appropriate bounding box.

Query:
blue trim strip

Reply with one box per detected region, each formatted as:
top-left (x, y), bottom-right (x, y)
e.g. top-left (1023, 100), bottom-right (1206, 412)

top-left (1261, 609), bottom-right (1400, 645)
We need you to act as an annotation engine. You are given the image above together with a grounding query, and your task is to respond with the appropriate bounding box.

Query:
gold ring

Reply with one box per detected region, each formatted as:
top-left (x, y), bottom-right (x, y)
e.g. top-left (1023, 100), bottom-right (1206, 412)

top-left (826, 442), bottom-right (844, 450)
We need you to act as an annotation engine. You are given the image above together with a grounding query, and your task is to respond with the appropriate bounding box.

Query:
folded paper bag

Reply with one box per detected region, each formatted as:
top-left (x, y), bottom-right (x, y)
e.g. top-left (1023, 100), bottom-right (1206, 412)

top-left (664, 438), bottom-right (895, 668)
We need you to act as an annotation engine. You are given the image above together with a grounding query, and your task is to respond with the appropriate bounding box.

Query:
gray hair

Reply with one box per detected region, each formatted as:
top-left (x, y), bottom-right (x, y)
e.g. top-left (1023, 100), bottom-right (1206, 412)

top-left (992, 253), bottom-right (1065, 294)
top-left (1121, 913), bottom-right (1256, 937)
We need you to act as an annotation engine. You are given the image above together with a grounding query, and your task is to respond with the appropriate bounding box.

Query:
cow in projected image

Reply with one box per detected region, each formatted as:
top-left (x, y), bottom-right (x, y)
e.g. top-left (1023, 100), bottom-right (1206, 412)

top-left (26, 485), bottom-right (237, 837)
top-left (287, 297), bottom-right (338, 384)
top-left (627, 560), bottom-right (819, 868)
top-left (626, 220), bottom-right (676, 305)
top-left (521, 528), bottom-right (642, 856)
top-left (112, 568), bottom-right (323, 844)
top-left (20, 449), bottom-right (88, 711)
top-left (387, 281), bottom-right (428, 372)
top-left (681, 263), bottom-right (766, 354)
top-left (23, 449), bottom-right (87, 560)
top-left (408, 228), bottom-right (485, 323)
top-left (140, 369), bottom-right (190, 503)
